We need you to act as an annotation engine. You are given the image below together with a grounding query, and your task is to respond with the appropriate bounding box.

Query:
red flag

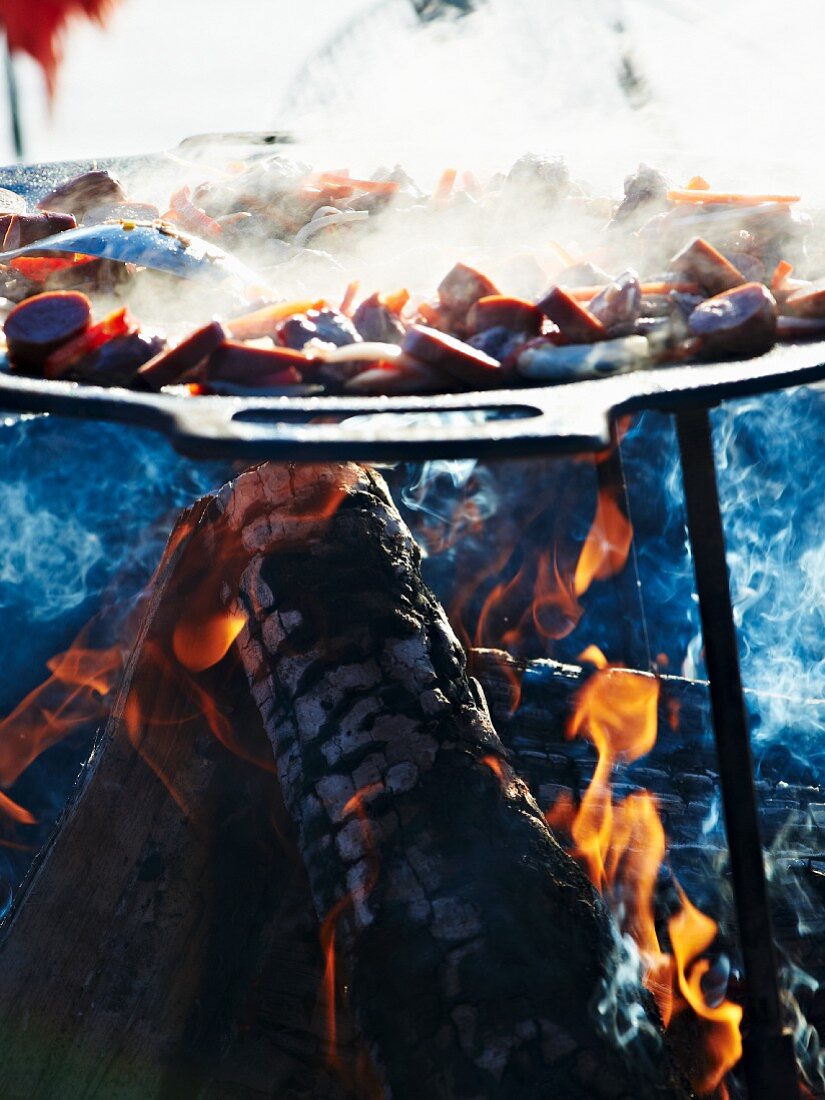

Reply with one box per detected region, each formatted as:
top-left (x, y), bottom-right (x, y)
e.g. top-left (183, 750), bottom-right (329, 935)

top-left (0, 0), bottom-right (118, 99)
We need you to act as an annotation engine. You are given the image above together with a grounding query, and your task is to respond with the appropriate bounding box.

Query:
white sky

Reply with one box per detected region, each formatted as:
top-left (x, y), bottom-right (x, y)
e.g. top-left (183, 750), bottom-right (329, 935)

top-left (2, 0), bottom-right (825, 199)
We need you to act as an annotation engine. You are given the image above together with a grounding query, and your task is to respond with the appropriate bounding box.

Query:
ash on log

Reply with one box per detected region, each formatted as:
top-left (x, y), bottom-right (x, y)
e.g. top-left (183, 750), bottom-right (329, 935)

top-left (229, 462), bottom-right (691, 1100)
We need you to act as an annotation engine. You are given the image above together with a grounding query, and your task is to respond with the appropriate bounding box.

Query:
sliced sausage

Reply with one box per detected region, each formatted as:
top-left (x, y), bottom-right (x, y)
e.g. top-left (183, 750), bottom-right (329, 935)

top-left (436, 263), bottom-right (499, 326)
top-left (669, 237), bottom-right (744, 296)
top-left (0, 212), bottom-right (76, 249)
top-left (138, 321), bottom-right (227, 389)
top-left (781, 280), bottom-right (825, 319)
top-left (402, 325), bottom-right (502, 388)
top-left (536, 286), bottom-right (606, 343)
top-left (203, 341), bottom-right (310, 386)
top-left (688, 282), bottom-right (777, 359)
top-left (72, 333), bottom-right (166, 387)
top-left (466, 295), bottom-right (543, 336)
top-left (351, 293), bottom-right (406, 344)
top-left (38, 170), bottom-right (126, 219)
top-left (4, 291), bottom-right (92, 372)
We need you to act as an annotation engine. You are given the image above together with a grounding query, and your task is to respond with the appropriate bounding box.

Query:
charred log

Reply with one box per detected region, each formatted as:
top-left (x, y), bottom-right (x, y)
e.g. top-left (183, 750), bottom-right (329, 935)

top-left (229, 462), bottom-right (692, 1100)
top-left (0, 497), bottom-right (354, 1100)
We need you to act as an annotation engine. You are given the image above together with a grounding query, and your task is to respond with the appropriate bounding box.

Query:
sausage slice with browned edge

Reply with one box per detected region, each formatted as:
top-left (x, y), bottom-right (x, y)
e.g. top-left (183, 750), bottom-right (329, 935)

top-left (688, 282), bottom-right (777, 359)
top-left (402, 325), bottom-right (503, 388)
top-left (4, 291), bottom-right (92, 373)
top-left (536, 286), bottom-right (606, 343)
top-left (138, 320), bottom-right (227, 390)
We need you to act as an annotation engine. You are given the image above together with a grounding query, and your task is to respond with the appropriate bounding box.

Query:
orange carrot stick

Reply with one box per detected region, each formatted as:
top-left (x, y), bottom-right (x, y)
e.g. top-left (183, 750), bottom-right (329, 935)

top-left (431, 168), bottom-right (457, 207)
top-left (568, 281), bottom-right (701, 301)
top-left (667, 189), bottom-right (800, 205)
top-left (771, 260), bottom-right (794, 293)
top-left (340, 280), bottom-right (359, 316)
top-left (381, 288), bottom-right (410, 315)
top-left (227, 299), bottom-right (326, 341)
top-left (318, 173), bottom-right (400, 194)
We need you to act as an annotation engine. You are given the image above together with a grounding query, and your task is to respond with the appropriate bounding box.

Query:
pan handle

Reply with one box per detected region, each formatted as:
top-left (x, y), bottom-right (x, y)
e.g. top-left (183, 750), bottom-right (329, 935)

top-left (166, 389), bottom-right (614, 462)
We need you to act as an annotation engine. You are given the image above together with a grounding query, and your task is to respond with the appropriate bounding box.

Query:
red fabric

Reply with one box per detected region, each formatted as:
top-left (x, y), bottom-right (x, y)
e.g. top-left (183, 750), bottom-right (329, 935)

top-left (0, 0), bottom-right (118, 98)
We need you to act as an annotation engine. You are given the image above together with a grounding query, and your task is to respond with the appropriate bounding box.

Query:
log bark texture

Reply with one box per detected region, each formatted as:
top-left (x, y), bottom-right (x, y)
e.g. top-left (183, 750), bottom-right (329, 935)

top-left (0, 496), bottom-right (355, 1100)
top-left (230, 462), bottom-right (692, 1100)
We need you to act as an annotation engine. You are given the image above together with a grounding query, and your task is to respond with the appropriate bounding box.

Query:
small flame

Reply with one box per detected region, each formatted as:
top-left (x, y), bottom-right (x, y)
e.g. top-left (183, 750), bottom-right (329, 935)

top-left (173, 609), bottom-right (247, 673)
top-left (573, 485), bottom-right (633, 599)
top-left (549, 650), bottom-right (743, 1091)
top-left (669, 886), bottom-right (743, 1096)
top-left (319, 782), bottom-right (383, 1090)
top-left (0, 629), bottom-right (123, 788)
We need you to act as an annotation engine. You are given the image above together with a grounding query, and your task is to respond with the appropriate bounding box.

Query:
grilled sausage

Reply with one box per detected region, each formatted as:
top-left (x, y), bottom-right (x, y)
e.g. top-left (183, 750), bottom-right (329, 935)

top-left (402, 325), bottom-right (502, 388)
top-left (203, 341), bottom-right (308, 387)
top-left (781, 280), bottom-right (825, 319)
top-left (38, 170), bottom-right (126, 219)
top-left (688, 282), bottom-right (777, 358)
top-left (436, 263), bottom-right (499, 329)
top-left (0, 212), bottom-right (76, 249)
top-left (536, 286), bottom-right (606, 343)
top-left (137, 321), bottom-right (226, 389)
top-left (466, 295), bottom-right (544, 336)
top-left (4, 291), bottom-right (92, 372)
top-left (669, 237), bottom-right (745, 296)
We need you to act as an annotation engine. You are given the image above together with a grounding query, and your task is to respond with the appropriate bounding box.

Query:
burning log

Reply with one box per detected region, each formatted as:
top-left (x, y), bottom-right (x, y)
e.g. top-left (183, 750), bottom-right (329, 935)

top-left (0, 495), bottom-right (357, 1099)
top-left (229, 462), bottom-right (692, 1099)
top-left (0, 462), bottom-right (710, 1098)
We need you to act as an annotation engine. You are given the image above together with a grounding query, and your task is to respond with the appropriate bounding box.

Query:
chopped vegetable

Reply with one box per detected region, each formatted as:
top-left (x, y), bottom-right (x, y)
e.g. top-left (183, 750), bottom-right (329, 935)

top-left (667, 189), bottom-right (800, 205)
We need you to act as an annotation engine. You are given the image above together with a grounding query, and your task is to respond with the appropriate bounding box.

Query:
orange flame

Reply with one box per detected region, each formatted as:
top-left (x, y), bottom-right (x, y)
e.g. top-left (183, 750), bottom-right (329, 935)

top-left (573, 485), bottom-right (633, 599)
top-left (319, 782), bottom-right (383, 1089)
top-left (173, 609), bottom-right (247, 673)
top-left (548, 650), bottom-right (743, 1091)
top-left (462, 479), bottom-right (633, 678)
top-left (669, 886), bottom-right (743, 1096)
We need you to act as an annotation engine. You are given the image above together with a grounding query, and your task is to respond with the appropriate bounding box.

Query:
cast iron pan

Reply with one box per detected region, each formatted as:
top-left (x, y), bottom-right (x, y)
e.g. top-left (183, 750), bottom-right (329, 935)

top-left (1, 142), bottom-right (823, 461)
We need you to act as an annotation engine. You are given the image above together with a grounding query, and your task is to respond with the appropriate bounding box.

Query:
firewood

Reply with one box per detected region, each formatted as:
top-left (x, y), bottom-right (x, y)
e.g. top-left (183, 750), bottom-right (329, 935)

top-left (230, 462), bottom-right (692, 1100)
top-left (0, 495), bottom-right (355, 1100)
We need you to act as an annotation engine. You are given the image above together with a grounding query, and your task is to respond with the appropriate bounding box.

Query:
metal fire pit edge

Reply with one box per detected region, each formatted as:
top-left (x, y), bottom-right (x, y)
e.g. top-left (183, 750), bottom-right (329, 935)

top-left (0, 340), bottom-right (823, 462)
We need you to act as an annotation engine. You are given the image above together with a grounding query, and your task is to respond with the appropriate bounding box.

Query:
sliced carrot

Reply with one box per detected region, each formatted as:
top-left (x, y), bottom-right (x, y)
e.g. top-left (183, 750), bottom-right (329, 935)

top-left (771, 260), bottom-right (794, 293)
top-left (340, 280), bottom-right (359, 317)
top-left (667, 189), bottom-right (800, 205)
top-left (318, 173), bottom-right (400, 195)
top-left (10, 255), bottom-right (95, 283)
top-left (431, 168), bottom-right (457, 207)
top-left (381, 288), bottom-right (410, 315)
top-left (227, 298), bottom-right (326, 341)
top-left (685, 175), bottom-right (711, 190)
top-left (567, 281), bottom-right (701, 301)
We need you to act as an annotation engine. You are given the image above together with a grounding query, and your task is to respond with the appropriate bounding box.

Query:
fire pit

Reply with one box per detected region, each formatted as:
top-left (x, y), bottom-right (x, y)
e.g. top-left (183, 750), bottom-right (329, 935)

top-left (0, 145), bottom-right (821, 1099)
